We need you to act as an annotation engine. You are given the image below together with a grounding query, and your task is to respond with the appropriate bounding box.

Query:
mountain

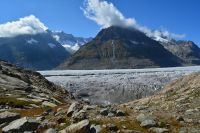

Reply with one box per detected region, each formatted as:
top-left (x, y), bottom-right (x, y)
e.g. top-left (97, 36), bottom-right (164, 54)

top-left (58, 26), bottom-right (182, 69)
top-left (0, 32), bottom-right (70, 70)
top-left (161, 40), bottom-right (200, 65)
top-left (51, 31), bottom-right (92, 53)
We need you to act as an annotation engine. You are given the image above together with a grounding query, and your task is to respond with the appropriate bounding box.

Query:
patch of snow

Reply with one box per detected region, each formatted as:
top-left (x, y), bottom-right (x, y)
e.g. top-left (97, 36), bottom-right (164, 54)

top-left (48, 43), bottom-right (56, 48)
top-left (52, 35), bottom-right (60, 41)
top-left (27, 38), bottom-right (38, 44)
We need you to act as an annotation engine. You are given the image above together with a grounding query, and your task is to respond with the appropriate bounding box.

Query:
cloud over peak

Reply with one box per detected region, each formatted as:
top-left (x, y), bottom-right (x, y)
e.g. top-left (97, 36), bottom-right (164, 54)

top-left (0, 15), bottom-right (48, 38)
top-left (82, 0), bottom-right (185, 41)
top-left (82, 0), bottom-right (136, 28)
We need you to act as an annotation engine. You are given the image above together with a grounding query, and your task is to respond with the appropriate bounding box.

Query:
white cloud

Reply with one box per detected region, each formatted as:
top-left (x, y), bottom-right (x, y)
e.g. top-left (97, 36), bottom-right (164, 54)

top-left (82, 0), bottom-right (136, 28)
top-left (82, 0), bottom-right (186, 41)
top-left (0, 15), bottom-right (48, 37)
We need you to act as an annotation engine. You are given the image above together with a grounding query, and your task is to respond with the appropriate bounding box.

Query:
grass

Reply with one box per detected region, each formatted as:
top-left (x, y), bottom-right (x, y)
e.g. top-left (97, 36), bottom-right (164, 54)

top-left (0, 97), bottom-right (39, 108)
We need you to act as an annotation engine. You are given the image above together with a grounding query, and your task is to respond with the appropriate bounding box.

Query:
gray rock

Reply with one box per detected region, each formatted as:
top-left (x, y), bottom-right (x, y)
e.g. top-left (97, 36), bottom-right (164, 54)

top-left (107, 113), bottom-right (115, 117)
top-left (44, 128), bottom-right (58, 133)
top-left (149, 127), bottom-right (169, 133)
top-left (176, 116), bottom-right (184, 122)
top-left (136, 113), bottom-right (147, 123)
top-left (2, 117), bottom-right (40, 133)
top-left (140, 119), bottom-right (156, 128)
top-left (107, 124), bottom-right (118, 132)
top-left (72, 110), bottom-right (87, 123)
top-left (0, 111), bottom-right (20, 124)
top-left (90, 124), bottom-right (102, 133)
top-left (116, 110), bottom-right (125, 116)
top-left (100, 108), bottom-right (109, 116)
top-left (67, 102), bottom-right (81, 117)
top-left (60, 119), bottom-right (90, 133)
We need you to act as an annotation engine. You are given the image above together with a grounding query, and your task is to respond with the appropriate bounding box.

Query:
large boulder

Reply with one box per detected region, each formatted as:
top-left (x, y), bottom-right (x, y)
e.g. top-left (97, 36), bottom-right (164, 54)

top-left (67, 102), bottom-right (81, 117)
top-left (0, 111), bottom-right (20, 124)
top-left (2, 117), bottom-right (40, 133)
top-left (60, 119), bottom-right (90, 133)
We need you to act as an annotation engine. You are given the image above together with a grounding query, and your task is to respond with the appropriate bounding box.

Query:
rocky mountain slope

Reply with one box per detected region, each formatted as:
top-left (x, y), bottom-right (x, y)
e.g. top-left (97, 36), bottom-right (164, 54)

top-left (161, 40), bottom-right (200, 65)
top-left (0, 60), bottom-right (71, 109)
top-left (0, 33), bottom-right (70, 70)
top-left (59, 26), bottom-right (182, 69)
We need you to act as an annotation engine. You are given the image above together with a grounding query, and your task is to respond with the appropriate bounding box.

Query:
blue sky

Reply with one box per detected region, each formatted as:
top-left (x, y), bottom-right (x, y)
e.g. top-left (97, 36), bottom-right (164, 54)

top-left (0, 0), bottom-right (199, 45)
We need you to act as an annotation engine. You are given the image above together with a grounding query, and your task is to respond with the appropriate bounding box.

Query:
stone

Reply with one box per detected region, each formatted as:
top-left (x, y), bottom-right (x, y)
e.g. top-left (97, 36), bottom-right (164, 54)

top-left (67, 102), bottom-right (81, 117)
top-left (116, 110), bottom-right (125, 116)
top-left (108, 113), bottom-right (115, 117)
top-left (176, 116), bottom-right (184, 122)
top-left (2, 117), bottom-right (40, 133)
top-left (136, 113), bottom-right (147, 123)
top-left (60, 119), bottom-right (90, 133)
top-left (149, 127), bottom-right (169, 133)
top-left (140, 119), bottom-right (156, 128)
top-left (72, 110), bottom-right (87, 123)
top-left (0, 111), bottom-right (20, 124)
top-left (107, 124), bottom-right (118, 132)
top-left (44, 128), bottom-right (58, 133)
top-left (42, 101), bottom-right (57, 108)
top-left (90, 124), bottom-right (102, 133)
top-left (100, 108), bottom-right (109, 116)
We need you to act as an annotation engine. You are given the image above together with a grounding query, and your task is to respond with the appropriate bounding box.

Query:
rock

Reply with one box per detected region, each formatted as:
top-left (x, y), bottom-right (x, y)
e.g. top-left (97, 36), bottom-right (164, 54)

top-left (136, 113), bottom-right (147, 123)
top-left (140, 119), bottom-right (156, 128)
top-left (0, 111), bottom-right (20, 124)
top-left (100, 108), bottom-right (109, 116)
top-left (72, 110), bottom-right (87, 123)
top-left (107, 124), bottom-right (118, 132)
top-left (149, 127), bottom-right (169, 133)
top-left (176, 116), bottom-right (184, 122)
top-left (36, 116), bottom-right (45, 122)
top-left (67, 102), bottom-right (81, 117)
top-left (2, 117), bottom-right (40, 133)
top-left (90, 124), bottom-right (102, 133)
top-left (83, 105), bottom-right (96, 110)
top-left (42, 101), bottom-right (57, 108)
top-left (44, 128), bottom-right (58, 133)
top-left (60, 119), bottom-right (90, 133)
top-left (116, 110), bottom-right (125, 116)
top-left (108, 113), bottom-right (115, 117)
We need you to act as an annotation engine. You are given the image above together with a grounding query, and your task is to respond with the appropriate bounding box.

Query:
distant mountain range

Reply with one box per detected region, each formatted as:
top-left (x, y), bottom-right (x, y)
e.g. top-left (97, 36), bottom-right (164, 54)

top-left (0, 30), bottom-right (91, 70)
top-left (58, 26), bottom-right (200, 69)
top-left (0, 24), bottom-right (200, 70)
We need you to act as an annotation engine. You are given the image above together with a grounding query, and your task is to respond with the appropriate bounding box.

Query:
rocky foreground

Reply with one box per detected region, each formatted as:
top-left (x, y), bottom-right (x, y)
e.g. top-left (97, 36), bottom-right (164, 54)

top-left (0, 61), bottom-right (200, 133)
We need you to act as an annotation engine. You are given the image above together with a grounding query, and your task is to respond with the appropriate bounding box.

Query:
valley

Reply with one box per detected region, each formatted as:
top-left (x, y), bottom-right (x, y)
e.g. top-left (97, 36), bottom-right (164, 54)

top-left (40, 66), bottom-right (200, 105)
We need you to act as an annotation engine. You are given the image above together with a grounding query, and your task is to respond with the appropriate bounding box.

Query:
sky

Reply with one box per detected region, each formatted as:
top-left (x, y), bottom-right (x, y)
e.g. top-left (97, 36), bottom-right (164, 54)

top-left (0, 0), bottom-right (199, 45)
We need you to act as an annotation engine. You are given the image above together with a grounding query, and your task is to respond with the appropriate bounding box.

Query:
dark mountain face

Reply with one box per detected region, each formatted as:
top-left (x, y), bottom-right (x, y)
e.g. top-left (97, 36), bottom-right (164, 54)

top-left (59, 26), bottom-right (182, 69)
top-left (0, 33), bottom-right (70, 70)
top-left (161, 40), bottom-right (200, 65)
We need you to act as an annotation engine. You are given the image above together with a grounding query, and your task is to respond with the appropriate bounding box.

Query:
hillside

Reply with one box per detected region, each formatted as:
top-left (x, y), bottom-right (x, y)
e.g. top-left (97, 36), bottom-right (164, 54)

top-left (59, 26), bottom-right (181, 70)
